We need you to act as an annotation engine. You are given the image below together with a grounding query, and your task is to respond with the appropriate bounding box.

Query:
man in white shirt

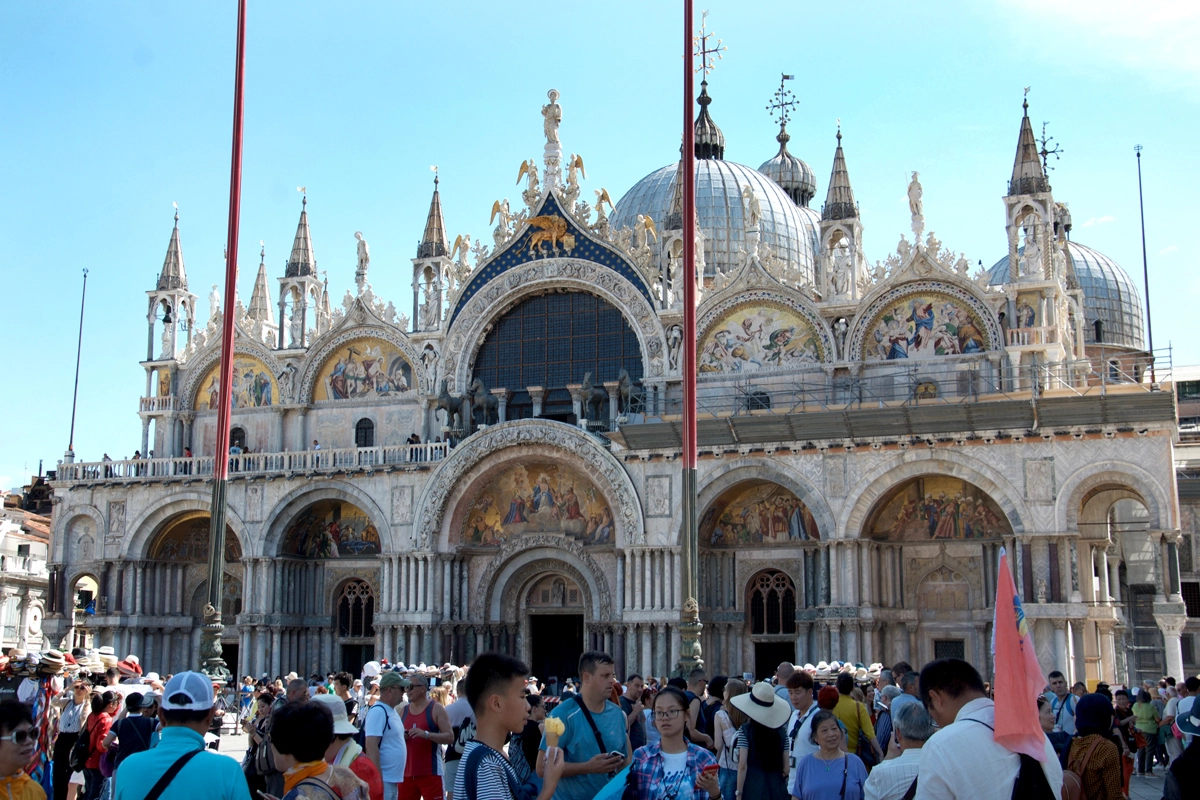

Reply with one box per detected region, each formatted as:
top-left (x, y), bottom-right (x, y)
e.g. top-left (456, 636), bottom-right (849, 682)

top-left (915, 658), bottom-right (1061, 800)
top-left (864, 701), bottom-right (933, 800)
top-left (366, 671), bottom-right (411, 800)
top-left (1042, 671), bottom-right (1076, 735)
top-left (785, 671), bottom-right (819, 768)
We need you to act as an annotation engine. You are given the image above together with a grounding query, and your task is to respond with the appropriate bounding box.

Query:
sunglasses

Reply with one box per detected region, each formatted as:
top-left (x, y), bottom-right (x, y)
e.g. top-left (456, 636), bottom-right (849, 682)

top-left (0, 729), bottom-right (34, 745)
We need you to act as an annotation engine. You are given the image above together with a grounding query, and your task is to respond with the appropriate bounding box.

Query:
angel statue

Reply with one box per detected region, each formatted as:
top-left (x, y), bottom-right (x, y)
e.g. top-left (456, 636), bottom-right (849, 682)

top-left (517, 159), bottom-right (540, 208)
top-left (593, 188), bottom-right (614, 237)
top-left (565, 154), bottom-right (587, 207)
top-left (490, 199), bottom-right (512, 247)
top-left (542, 89), bottom-right (562, 145)
top-left (208, 284), bottom-right (221, 323)
top-left (634, 215), bottom-right (658, 249)
top-left (740, 185), bottom-right (762, 228)
top-left (450, 234), bottom-right (472, 281)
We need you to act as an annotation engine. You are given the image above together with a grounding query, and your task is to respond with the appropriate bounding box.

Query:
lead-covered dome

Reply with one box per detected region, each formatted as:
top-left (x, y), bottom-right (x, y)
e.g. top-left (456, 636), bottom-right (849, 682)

top-left (758, 124), bottom-right (816, 207)
top-left (611, 159), bottom-right (820, 283)
top-left (988, 240), bottom-right (1145, 350)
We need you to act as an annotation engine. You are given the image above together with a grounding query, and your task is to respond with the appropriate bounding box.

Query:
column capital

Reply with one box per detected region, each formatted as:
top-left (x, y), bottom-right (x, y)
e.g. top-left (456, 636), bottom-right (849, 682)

top-left (904, 621), bottom-right (919, 633)
top-left (1154, 613), bottom-right (1187, 637)
top-left (1051, 618), bottom-right (1068, 631)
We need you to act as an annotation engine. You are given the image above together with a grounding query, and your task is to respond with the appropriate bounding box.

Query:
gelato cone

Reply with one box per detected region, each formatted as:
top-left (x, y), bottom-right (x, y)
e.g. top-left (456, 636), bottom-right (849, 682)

top-left (544, 716), bottom-right (565, 747)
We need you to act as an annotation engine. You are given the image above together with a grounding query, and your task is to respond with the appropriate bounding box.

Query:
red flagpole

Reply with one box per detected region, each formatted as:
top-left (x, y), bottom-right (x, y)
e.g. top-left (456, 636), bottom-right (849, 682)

top-left (202, 0), bottom-right (248, 678)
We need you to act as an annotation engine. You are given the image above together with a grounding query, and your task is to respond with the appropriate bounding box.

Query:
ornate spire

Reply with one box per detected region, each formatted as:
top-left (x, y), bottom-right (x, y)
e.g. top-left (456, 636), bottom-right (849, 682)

top-left (822, 127), bottom-right (857, 221)
top-left (1009, 93), bottom-right (1050, 196)
top-left (286, 192), bottom-right (317, 277)
top-left (247, 242), bottom-right (274, 324)
top-left (693, 81), bottom-right (725, 160)
top-left (417, 171), bottom-right (449, 258)
top-left (157, 205), bottom-right (188, 290)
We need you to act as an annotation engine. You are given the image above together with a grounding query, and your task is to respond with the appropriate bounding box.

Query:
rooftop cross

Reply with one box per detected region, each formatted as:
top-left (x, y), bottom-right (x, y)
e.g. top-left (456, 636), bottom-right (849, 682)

top-left (1037, 121), bottom-right (1063, 172)
top-left (693, 10), bottom-right (726, 76)
top-left (766, 73), bottom-right (797, 127)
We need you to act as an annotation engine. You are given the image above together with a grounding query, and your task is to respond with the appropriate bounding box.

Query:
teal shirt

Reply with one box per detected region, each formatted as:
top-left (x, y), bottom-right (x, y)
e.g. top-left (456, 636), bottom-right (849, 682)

top-left (539, 698), bottom-right (629, 800)
top-left (114, 726), bottom-right (251, 800)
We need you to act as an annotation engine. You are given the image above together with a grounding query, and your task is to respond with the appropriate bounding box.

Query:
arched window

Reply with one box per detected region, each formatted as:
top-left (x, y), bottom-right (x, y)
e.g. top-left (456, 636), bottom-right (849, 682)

top-left (749, 570), bottom-right (796, 635)
top-left (337, 579), bottom-right (375, 638)
top-left (355, 419), bottom-right (375, 448)
top-left (230, 427), bottom-right (247, 450)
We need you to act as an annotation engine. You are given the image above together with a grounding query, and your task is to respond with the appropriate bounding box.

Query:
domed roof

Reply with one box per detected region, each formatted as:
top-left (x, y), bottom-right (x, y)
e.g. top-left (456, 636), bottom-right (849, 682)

top-left (987, 240), bottom-right (1145, 350)
top-left (611, 159), bottom-right (820, 282)
top-left (758, 124), bottom-right (816, 207)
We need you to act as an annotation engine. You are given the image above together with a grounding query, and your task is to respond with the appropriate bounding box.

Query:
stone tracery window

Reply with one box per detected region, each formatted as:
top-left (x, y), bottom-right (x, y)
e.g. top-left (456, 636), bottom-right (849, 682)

top-left (336, 579), bottom-right (375, 638)
top-left (749, 570), bottom-right (796, 635)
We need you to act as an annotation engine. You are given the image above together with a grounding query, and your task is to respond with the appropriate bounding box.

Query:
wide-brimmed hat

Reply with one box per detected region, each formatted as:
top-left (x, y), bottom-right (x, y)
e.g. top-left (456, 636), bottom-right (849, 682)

top-left (1177, 696), bottom-right (1200, 736)
top-left (730, 681), bottom-right (792, 728)
top-left (313, 694), bottom-right (358, 735)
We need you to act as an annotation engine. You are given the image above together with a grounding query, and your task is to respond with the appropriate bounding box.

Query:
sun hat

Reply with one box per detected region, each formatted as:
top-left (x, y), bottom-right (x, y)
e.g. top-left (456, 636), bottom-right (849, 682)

top-left (313, 694), bottom-right (358, 736)
top-left (379, 671), bottom-right (411, 690)
top-left (729, 681), bottom-right (792, 728)
top-left (160, 671), bottom-right (216, 711)
top-left (142, 672), bottom-right (162, 685)
top-left (361, 662), bottom-right (381, 678)
top-left (1176, 696), bottom-right (1200, 736)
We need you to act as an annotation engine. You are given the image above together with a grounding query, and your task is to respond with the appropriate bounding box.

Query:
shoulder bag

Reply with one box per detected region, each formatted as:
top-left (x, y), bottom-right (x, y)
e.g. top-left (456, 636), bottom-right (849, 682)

top-left (68, 719), bottom-right (91, 773)
top-left (144, 749), bottom-right (204, 800)
top-left (1061, 735), bottom-right (1105, 800)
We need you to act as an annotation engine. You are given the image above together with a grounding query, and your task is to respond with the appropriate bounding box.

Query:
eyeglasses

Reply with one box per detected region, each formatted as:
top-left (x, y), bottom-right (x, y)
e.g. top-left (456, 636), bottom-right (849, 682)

top-left (653, 708), bottom-right (683, 721)
top-left (0, 729), bottom-right (34, 746)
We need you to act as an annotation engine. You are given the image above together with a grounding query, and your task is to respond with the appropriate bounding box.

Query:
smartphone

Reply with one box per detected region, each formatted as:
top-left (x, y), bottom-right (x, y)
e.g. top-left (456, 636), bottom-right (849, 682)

top-left (700, 764), bottom-right (719, 777)
top-left (606, 750), bottom-right (625, 759)
top-left (742, 672), bottom-right (753, 682)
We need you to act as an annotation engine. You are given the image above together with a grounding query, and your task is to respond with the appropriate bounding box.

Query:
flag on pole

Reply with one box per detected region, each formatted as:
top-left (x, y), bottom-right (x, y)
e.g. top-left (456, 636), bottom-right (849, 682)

top-left (992, 546), bottom-right (1048, 760)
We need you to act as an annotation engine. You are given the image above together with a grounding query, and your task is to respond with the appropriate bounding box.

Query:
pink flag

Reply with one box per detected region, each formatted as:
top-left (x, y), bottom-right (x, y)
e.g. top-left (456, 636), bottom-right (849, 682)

top-left (992, 547), bottom-right (1048, 761)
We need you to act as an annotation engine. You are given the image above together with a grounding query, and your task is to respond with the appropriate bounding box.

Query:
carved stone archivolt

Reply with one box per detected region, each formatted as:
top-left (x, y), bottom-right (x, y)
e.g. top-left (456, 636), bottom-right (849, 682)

top-left (298, 320), bottom-right (426, 401)
top-left (471, 534), bottom-right (614, 622)
top-left (413, 419), bottom-right (646, 550)
top-left (495, 556), bottom-right (598, 623)
top-left (180, 338), bottom-right (285, 412)
top-left (443, 259), bottom-right (667, 386)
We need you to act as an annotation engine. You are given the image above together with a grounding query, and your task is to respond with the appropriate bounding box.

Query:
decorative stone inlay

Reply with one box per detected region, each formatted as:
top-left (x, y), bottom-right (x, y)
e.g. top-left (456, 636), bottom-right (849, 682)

top-left (846, 280), bottom-right (1002, 362)
top-left (413, 419), bottom-right (645, 550)
top-left (299, 324), bottom-right (426, 401)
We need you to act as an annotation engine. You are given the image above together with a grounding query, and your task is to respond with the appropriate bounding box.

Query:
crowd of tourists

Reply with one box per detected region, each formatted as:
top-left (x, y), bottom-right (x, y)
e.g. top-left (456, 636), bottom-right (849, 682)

top-left (2, 643), bottom-right (1197, 800)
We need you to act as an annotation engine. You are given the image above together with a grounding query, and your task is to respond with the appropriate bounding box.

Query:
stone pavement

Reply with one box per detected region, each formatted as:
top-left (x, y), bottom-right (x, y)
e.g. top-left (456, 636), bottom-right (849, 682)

top-left (1127, 771), bottom-right (1165, 800)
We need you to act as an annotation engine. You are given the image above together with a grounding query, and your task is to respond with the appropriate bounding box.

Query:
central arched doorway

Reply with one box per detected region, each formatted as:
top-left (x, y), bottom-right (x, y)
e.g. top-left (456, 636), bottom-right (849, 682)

top-left (525, 574), bottom-right (585, 685)
top-left (748, 569), bottom-right (798, 680)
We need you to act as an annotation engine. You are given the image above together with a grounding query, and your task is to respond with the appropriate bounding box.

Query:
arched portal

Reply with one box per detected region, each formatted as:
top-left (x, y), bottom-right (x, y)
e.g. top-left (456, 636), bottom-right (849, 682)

top-left (69, 574), bottom-right (98, 651)
top-left (746, 569), bottom-right (797, 680)
top-left (334, 578), bottom-right (376, 674)
top-left (522, 573), bottom-right (586, 686)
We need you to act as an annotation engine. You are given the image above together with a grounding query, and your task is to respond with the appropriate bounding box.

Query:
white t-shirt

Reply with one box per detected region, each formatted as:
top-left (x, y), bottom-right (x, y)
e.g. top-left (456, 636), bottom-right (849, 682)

top-left (364, 701), bottom-right (408, 782)
top-left (661, 749), bottom-right (688, 775)
top-left (787, 705), bottom-right (819, 766)
top-left (659, 749), bottom-right (694, 800)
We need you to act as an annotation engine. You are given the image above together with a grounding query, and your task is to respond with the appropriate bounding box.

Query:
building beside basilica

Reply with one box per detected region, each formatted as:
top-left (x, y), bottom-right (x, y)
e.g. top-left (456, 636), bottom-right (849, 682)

top-left (44, 84), bottom-right (1193, 688)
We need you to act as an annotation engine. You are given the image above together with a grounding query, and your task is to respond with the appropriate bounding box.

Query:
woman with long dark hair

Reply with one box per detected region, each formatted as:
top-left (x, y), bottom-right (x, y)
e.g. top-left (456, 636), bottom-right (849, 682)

top-left (729, 682), bottom-right (792, 800)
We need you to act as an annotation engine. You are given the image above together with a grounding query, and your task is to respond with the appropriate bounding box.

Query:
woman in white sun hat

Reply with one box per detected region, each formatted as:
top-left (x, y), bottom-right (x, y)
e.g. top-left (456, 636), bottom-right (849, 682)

top-left (729, 681), bottom-right (792, 800)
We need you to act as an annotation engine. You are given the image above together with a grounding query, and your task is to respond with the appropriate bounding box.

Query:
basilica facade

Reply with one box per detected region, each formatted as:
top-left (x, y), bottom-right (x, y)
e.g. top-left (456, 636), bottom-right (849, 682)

top-left (45, 85), bottom-right (1190, 688)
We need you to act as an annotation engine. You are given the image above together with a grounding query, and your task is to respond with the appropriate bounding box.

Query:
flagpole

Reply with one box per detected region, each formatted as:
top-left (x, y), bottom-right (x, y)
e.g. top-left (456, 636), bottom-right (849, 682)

top-left (201, 0), bottom-right (248, 680)
top-left (676, 0), bottom-right (702, 676)
top-left (65, 268), bottom-right (88, 463)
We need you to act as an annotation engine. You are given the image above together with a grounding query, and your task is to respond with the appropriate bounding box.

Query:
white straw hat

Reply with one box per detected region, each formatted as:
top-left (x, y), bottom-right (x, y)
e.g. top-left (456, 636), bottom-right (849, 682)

top-left (729, 681), bottom-right (792, 728)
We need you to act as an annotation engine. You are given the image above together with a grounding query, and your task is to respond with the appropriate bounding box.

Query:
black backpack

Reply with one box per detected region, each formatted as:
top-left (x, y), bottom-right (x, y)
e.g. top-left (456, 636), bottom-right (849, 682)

top-left (965, 718), bottom-right (1056, 800)
top-left (698, 699), bottom-right (722, 740)
top-left (68, 723), bottom-right (91, 773)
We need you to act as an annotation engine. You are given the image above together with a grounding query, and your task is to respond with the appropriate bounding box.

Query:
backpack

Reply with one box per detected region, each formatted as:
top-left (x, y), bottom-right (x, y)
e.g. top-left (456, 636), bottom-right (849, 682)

top-left (357, 702), bottom-right (393, 749)
top-left (964, 718), bottom-right (1057, 800)
top-left (69, 722), bottom-right (92, 773)
top-left (462, 742), bottom-right (537, 800)
top-left (448, 713), bottom-right (476, 761)
top-left (1061, 736), bottom-right (1105, 800)
top-left (698, 699), bottom-right (722, 740)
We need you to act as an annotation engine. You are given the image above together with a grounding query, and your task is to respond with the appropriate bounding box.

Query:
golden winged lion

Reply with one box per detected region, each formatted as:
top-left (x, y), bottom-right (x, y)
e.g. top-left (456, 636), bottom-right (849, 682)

top-left (527, 214), bottom-right (569, 257)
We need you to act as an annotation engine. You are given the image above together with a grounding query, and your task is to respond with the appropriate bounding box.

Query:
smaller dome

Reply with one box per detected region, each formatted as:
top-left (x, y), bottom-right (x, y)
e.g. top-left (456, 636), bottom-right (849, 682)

top-left (758, 124), bottom-right (816, 207)
top-left (987, 240), bottom-right (1145, 350)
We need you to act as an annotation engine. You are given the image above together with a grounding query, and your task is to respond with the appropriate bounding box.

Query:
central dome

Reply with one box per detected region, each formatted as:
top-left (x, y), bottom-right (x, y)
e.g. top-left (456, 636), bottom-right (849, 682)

top-left (611, 159), bottom-right (820, 283)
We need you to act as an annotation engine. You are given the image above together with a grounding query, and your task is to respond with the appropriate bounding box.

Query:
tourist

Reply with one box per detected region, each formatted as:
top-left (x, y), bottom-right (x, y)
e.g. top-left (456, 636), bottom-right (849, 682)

top-left (790, 710), bottom-right (867, 800)
top-left (113, 671), bottom-right (250, 800)
top-left (713, 678), bottom-right (746, 800)
top-left (915, 658), bottom-right (1062, 800)
top-left (1164, 694), bottom-right (1200, 800)
top-left (685, 668), bottom-right (714, 749)
top-left (0, 700), bottom-right (45, 800)
top-left (1110, 690), bottom-right (1136, 795)
top-left (1036, 696), bottom-right (1071, 759)
top-left (1062, 693), bottom-right (1122, 800)
top-left (209, 682), bottom-right (228, 750)
top-left (729, 681), bottom-right (791, 800)
top-left (335, 672), bottom-right (360, 724)
top-left (785, 671), bottom-right (819, 769)
top-left (700, 676), bottom-right (727, 745)
top-left (1161, 685), bottom-right (1183, 765)
top-left (1132, 688), bottom-right (1160, 775)
top-left (52, 679), bottom-right (90, 800)
top-left (82, 691), bottom-right (117, 800)
top-left (887, 670), bottom-right (920, 718)
top-left (364, 672), bottom-right (410, 800)
top-left (443, 687), bottom-right (474, 800)
top-left (873, 686), bottom-right (901, 759)
top-left (536, 651), bottom-right (630, 800)
top-left (1043, 671), bottom-right (1077, 735)
top-left (511, 693), bottom-right (546, 786)
top-left (315, 694), bottom-right (384, 800)
top-left (102, 691), bottom-right (157, 779)
top-left (401, 675), bottom-right (454, 800)
top-left (268, 701), bottom-right (368, 799)
top-left (861, 702), bottom-right (932, 800)
top-left (629, 686), bottom-right (720, 800)
top-left (831, 672), bottom-right (882, 764)
top-left (619, 674), bottom-right (647, 751)
top-left (455, 654), bottom-right (563, 800)
top-left (312, 440), bottom-right (321, 450)
top-left (243, 694), bottom-right (276, 797)
top-left (641, 684), bottom-right (661, 748)
top-left (773, 664), bottom-right (794, 702)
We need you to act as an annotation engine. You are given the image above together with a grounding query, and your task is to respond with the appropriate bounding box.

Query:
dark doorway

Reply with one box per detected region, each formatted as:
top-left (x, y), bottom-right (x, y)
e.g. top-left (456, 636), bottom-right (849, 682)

top-left (531, 614), bottom-right (584, 685)
top-left (222, 644), bottom-right (239, 680)
top-left (341, 644), bottom-right (375, 675)
top-left (754, 642), bottom-right (795, 682)
top-left (230, 427), bottom-right (247, 450)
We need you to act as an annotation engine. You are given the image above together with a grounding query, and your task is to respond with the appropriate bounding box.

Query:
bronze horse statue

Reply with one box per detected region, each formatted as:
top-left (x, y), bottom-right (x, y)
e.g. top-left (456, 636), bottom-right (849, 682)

top-left (436, 378), bottom-right (463, 430)
top-left (580, 372), bottom-right (608, 422)
top-left (617, 368), bottom-right (644, 414)
top-left (468, 377), bottom-right (500, 426)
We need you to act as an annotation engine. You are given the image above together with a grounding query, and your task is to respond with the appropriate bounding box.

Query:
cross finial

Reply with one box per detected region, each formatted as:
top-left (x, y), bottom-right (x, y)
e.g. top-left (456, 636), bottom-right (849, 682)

top-left (260, 239), bottom-right (265, 263)
top-left (297, 185), bottom-right (307, 206)
top-left (836, 117), bottom-right (842, 143)
top-left (693, 10), bottom-right (726, 76)
top-left (172, 200), bottom-right (179, 225)
top-left (766, 73), bottom-right (797, 128)
top-left (1022, 86), bottom-right (1031, 115)
top-left (1037, 121), bottom-right (1064, 172)
top-left (431, 165), bottom-right (439, 186)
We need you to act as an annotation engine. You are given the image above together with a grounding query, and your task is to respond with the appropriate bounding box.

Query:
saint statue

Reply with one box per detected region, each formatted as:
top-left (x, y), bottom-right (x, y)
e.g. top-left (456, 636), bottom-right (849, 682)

top-left (354, 231), bottom-right (370, 292)
top-left (741, 185), bottom-right (762, 228)
top-left (542, 89), bottom-right (562, 145)
top-left (209, 284), bottom-right (221, 322)
top-left (831, 242), bottom-right (852, 296)
top-left (907, 171), bottom-right (924, 237)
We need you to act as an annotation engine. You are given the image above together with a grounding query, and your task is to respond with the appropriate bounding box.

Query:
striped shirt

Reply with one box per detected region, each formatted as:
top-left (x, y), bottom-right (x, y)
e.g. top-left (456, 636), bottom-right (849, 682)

top-left (452, 741), bottom-right (519, 800)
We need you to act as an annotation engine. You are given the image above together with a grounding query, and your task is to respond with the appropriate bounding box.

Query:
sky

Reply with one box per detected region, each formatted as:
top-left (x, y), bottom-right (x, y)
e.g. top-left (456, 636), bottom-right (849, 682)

top-left (2, 1), bottom-right (1199, 490)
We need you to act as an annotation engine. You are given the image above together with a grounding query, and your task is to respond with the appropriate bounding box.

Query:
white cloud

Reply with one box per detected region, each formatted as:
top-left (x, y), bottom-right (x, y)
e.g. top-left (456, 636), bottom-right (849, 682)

top-left (1160, 245), bottom-right (1180, 255)
top-left (1082, 215), bottom-right (1115, 227)
top-left (997, 1), bottom-right (1200, 89)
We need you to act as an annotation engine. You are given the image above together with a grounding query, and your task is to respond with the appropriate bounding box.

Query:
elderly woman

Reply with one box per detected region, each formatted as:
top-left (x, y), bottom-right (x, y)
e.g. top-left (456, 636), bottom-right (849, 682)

top-left (790, 710), bottom-right (867, 800)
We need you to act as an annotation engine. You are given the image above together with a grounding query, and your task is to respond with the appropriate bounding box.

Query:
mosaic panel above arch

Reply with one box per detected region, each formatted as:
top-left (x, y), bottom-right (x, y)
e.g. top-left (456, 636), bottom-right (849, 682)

top-left (313, 338), bottom-right (413, 401)
top-left (697, 294), bottom-right (830, 373)
top-left (849, 282), bottom-right (1001, 362)
top-left (458, 462), bottom-right (615, 548)
top-left (700, 480), bottom-right (819, 547)
top-left (149, 512), bottom-right (242, 562)
top-left (864, 475), bottom-right (1012, 542)
top-left (281, 499), bottom-right (381, 558)
top-left (194, 356), bottom-right (277, 411)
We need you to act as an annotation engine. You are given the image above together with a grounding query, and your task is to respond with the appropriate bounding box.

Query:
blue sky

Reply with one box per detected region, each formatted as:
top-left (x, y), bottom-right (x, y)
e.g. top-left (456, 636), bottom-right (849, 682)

top-left (3, 1), bottom-right (1198, 489)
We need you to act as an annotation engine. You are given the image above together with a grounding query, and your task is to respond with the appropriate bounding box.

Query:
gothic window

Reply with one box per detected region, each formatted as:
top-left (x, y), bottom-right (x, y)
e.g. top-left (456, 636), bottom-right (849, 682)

top-left (336, 580), bottom-right (375, 639)
top-left (355, 419), bottom-right (375, 448)
top-left (749, 570), bottom-right (796, 636)
top-left (472, 292), bottom-right (643, 420)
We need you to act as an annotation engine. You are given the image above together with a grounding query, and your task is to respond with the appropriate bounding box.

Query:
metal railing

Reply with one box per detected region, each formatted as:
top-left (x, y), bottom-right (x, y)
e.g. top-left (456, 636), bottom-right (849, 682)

top-left (55, 442), bottom-right (451, 484)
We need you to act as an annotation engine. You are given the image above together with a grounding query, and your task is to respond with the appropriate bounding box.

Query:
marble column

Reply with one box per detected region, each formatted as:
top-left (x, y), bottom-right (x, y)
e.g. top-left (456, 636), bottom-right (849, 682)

top-left (1107, 555), bottom-right (1122, 604)
top-left (527, 387), bottom-right (545, 418)
top-left (796, 622), bottom-right (811, 667)
top-left (1053, 621), bottom-right (1069, 674)
top-left (906, 622), bottom-right (919, 665)
top-left (640, 625), bottom-right (652, 677)
top-left (1096, 545), bottom-right (1111, 605)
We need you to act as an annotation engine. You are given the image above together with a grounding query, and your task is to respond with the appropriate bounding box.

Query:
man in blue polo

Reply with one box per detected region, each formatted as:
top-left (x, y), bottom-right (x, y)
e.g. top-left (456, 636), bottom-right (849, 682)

top-left (114, 671), bottom-right (250, 800)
